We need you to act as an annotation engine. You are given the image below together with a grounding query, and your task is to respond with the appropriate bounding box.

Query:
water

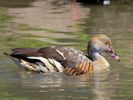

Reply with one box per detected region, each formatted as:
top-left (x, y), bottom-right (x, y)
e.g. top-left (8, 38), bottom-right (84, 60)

top-left (0, 0), bottom-right (133, 100)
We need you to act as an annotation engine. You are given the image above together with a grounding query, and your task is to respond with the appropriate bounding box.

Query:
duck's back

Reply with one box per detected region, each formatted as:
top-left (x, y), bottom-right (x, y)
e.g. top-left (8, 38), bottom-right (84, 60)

top-left (54, 46), bottom-right (92, 68)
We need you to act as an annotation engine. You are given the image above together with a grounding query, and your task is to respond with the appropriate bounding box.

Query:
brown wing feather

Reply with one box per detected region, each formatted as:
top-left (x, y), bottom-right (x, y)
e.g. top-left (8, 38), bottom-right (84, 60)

top-left (11, 48), bottom-right (40, 57)
top-left (10, 47), bottom-right (65, 62)
top-left (38, 47), bottom-right (65, 61)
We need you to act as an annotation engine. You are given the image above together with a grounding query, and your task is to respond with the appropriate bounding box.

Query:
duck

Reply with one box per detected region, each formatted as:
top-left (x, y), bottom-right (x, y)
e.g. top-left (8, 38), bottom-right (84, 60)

top-left (4, 34), bottom-right (120, 75)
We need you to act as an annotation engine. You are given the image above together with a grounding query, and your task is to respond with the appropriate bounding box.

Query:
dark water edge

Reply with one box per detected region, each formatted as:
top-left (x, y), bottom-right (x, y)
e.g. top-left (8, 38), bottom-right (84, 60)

top-left (0, 0), bottom-right (133, 100)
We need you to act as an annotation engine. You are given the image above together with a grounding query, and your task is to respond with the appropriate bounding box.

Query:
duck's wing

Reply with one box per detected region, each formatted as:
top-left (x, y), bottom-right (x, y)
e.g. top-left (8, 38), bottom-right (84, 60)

top-left (54, 47), bottom-right (94, 75)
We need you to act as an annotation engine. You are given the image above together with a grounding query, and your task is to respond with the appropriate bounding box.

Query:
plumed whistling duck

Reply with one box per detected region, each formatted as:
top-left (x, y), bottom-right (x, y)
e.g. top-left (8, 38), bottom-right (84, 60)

top-left (4, 34), bottom-right (120, 75)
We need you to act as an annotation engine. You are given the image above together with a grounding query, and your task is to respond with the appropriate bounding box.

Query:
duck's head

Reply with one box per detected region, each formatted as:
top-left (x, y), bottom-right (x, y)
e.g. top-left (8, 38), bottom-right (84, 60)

top-left (88, 34), bottom-right (120, 61)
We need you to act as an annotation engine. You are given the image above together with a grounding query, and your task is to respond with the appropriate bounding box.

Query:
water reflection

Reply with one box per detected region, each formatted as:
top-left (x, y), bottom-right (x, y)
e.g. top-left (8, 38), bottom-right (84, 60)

top-left (0, 0), bottom-right (133, 100)
top-left (0, 0), bottom-right (36, 7)
top-left (92, 70), bottom-right (119, 100)
top-left (18, 71), bottom-right (91, 88)
top-left (8, 67), bottom-right (120, 100)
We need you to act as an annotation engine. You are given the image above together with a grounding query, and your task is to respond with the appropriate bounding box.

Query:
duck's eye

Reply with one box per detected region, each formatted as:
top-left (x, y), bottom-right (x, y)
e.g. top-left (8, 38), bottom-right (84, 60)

top-left (105, 41), bottom-right (110, 45)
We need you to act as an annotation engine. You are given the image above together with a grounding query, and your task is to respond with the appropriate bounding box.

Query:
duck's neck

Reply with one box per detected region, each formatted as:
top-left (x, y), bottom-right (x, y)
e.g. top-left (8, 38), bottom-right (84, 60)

top-left (88, 49), bottom-right (110, 70)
